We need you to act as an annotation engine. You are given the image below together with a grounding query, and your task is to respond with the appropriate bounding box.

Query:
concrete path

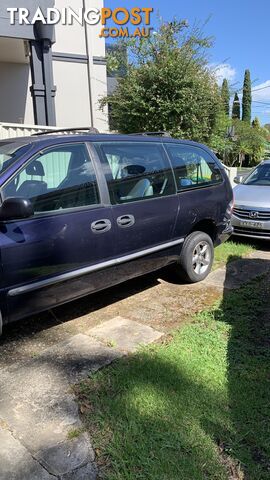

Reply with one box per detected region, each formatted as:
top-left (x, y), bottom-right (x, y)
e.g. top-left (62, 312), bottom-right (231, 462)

top-left (0, 321), bottom-right (162, 479)
top-left (1, 248), bottom-right (270, 479)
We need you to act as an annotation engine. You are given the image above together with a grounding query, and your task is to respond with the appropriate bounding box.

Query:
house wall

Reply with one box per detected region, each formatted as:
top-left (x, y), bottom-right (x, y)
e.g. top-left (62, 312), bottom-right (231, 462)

top-left (0, 0), bottom-right (108, 131)
top-left (52, 0), bottom-right (108, 131)
top-left (0, 61), bottom-right (34, 124)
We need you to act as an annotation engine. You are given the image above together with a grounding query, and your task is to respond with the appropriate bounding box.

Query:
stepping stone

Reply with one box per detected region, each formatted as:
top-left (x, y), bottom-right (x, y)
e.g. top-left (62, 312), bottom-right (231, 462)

top-left (35, 433), bottom-right (94, 477)
top-left (204, 258), bottom-right (270, 290)
top-left (88, 316), bottom-right (163, 352)
top-left (0, 334), bottom-right (122, 478)
top-left (0, 426), bottom-right (54, 480)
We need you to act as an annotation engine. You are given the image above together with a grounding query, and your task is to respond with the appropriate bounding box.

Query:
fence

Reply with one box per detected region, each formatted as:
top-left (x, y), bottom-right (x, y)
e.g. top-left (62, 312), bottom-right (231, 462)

top-left (0, 122), bottom-right (56, 140)
top-left (221, 164), bottom-right (237, 185)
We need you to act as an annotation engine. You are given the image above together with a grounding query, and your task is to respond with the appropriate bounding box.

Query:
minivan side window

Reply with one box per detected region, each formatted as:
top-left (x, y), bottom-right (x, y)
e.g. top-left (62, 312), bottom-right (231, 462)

top-left (96, 142), bottom-right (176, 204)
top-left (2, 144), bottom-right (100, 212)
top-left (165, 144), bottom-right (223, 191)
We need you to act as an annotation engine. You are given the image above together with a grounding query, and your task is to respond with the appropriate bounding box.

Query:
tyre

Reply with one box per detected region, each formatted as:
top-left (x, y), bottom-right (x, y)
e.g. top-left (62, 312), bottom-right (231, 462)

top-left (174, 231), bottom-right (214, 283)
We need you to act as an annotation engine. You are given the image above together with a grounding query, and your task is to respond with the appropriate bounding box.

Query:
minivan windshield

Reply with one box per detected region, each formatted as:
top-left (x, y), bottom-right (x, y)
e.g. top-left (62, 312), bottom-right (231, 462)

top-left (243, 162), bottom-right (270, 186)
top-left (0, 141), bottom-right (32, 175)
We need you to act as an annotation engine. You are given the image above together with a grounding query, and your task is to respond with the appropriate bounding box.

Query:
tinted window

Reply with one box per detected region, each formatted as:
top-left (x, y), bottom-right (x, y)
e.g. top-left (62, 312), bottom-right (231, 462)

top-left (165, 144), bottom-right (223, 191)
top-left (96, 142), bottom-right (175, 204)
top-left (2, 144), bottom-right (100, 212)
top-left (243, 163), bottom-right (270, 185)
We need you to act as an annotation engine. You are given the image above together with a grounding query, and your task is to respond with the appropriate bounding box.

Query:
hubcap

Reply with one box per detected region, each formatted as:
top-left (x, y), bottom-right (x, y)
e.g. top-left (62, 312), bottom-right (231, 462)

top-left (192, 241), bottom-right (211, 275)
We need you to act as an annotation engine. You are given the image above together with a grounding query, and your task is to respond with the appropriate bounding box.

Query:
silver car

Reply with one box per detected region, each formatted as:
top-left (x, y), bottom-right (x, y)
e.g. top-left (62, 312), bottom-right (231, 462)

top-left (232, 159), bottom-right (270, 240)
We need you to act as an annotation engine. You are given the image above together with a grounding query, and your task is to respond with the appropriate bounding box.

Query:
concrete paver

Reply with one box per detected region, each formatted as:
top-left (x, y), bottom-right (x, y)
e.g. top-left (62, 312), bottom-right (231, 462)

top-left (88, 316), bottom-right (164, 352)
top-left (0, 326), bottom-right (161, 479)
top-left (0, 426), bottom-right (54, 480)
top-left (204, 257), bottom-right (270, 289)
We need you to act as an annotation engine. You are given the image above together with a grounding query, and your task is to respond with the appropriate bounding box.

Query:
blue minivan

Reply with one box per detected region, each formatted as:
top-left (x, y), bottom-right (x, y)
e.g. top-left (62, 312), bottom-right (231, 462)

top-left (0, 130), bottom-right (233, 333)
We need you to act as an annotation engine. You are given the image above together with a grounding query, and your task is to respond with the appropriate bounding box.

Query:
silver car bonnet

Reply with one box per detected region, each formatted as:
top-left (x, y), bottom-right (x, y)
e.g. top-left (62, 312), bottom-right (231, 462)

top-left (234, 184), bottom-right (270, 209)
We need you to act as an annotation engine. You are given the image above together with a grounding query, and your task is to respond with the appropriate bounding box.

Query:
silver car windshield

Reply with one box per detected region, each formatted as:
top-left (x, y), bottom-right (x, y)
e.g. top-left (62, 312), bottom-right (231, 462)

top-left (0, 141), bottom-right (32, 175)
top-left (243, 163), bottom-right (270, 186)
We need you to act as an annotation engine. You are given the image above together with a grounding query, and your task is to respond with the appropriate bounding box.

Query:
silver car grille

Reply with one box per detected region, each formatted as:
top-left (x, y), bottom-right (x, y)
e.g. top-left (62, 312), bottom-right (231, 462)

top-left (233, 206), bottom-right (270, 221)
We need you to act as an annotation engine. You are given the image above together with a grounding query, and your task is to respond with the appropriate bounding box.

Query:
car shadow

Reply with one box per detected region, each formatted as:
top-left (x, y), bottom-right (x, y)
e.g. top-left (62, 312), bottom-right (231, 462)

top-left (0, 269), bottom-right (167, 346)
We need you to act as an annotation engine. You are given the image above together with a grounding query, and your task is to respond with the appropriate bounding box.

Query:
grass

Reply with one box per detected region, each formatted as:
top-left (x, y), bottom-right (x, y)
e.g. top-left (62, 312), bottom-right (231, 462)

top-left (213, 240), bottom-right (255, 269)
top-left (76, 273), bottom-right (270, 480)
top-left (67, 427), bottom-right (85, 440)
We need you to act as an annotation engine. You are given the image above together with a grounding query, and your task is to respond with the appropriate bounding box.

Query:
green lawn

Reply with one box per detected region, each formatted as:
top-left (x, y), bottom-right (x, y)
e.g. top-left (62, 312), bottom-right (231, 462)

top-left (76, 275), bottom-right (270, 480)
top-left (214, 240), bottom-right (255, 269)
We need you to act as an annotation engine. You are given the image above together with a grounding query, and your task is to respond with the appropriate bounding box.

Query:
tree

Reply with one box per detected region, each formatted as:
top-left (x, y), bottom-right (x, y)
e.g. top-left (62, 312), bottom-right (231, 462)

top-left (224, 119), bottom-right (267, 166)
top-left (252, 116), bottom-right (260, 129)
top-left (101, 20), bottom-right (221, 142)
top-left (242, 69), bottom-right (252, 123)
top-left (232, 93), bottom-right (240, 119)
top-left (220, 79), bottom-right (230, 116)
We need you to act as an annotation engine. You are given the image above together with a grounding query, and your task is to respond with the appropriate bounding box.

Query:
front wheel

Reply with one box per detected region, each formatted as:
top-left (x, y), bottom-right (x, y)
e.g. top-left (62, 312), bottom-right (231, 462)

top-left (175, 231), bottom-right (214, 283)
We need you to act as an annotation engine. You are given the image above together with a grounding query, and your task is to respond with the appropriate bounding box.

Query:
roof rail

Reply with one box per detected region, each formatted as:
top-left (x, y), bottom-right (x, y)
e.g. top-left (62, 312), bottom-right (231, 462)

top-left (128, 131), bottom-right (171, 137)
top-left (32, 127), bottom-right (100, 136)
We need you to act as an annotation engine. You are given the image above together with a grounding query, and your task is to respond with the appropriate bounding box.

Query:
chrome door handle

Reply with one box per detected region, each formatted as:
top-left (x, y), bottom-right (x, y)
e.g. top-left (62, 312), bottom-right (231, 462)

top-left (117, 214), bottom-right (135, 228)
top-left (91, 219), bottom-right (111, 234)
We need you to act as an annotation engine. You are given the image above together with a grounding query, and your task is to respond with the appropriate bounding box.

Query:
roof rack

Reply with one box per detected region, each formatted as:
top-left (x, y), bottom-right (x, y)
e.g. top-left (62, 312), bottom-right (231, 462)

top-left (128, 131), bottom-right (171, 137)
top-left (32, 127), bottom-right (100, 136)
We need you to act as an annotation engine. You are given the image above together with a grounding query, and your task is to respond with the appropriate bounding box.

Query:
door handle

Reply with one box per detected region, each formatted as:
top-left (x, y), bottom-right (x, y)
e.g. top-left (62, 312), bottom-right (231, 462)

top-left (91, 219), bottom-right (112, 234)
top-left (117, 214), bottom-right (135, 228)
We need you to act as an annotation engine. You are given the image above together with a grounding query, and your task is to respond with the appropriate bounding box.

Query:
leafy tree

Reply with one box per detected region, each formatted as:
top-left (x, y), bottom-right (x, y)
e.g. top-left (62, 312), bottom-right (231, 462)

top-left (220, 79), bottom-right (230, 116)
top-left (252, 116), bottom-right (260, 129)
top-left (242, 69), bottom-right (252, 123)
top-left (224, 119), bottom-right (267, 166)
top-left (101, 20), bottom-right (221, 142)
top-left (208, 110), bottom-right (231, 161)
top-left (232, 93), bottom-right (240, 119)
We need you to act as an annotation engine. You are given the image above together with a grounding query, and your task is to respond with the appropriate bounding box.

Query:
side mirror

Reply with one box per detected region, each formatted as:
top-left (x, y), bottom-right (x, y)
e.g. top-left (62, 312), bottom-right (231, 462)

top-left (0, 198), bottom-right (34, 221)
top-left (233, 175), bottom-right (243, 184)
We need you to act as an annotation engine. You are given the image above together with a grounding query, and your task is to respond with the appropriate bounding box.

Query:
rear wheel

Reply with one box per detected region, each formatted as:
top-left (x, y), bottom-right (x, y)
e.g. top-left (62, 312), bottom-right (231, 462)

top-left (174, 231), bottom-right (214, 283)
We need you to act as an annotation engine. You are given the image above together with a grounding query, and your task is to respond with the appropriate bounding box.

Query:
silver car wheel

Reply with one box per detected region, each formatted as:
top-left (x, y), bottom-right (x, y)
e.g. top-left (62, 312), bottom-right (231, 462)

top-left (192, 241), bottom-right (211, 275)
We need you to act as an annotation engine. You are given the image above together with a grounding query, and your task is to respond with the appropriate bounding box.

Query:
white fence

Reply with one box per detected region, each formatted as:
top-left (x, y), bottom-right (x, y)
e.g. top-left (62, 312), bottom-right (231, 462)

top-left (221, 163), bottom-right (237, 185)
top-left (0, 122), bottom-right (56, 140)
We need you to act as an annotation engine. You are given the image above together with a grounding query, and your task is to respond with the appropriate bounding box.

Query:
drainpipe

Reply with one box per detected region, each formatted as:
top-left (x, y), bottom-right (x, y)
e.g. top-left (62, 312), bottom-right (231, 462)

top-left (82, 0), bottom-right (94, 127)
top-left (30, 22), bottom-right (56, 126)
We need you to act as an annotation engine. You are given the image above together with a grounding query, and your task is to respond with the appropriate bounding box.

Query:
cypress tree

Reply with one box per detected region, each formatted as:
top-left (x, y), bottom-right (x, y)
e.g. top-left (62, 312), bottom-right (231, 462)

top-left (221, 79), bottom-right (230, 116)
top-left (242, 69), bottom-right (252, 123)
top-left (232, 93), bottom-right (240, 119)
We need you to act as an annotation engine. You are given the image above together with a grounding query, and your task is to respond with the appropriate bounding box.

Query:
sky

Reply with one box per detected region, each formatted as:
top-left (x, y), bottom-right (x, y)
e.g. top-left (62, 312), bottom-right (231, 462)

top-left (104, 0), bottom-right (270, 125)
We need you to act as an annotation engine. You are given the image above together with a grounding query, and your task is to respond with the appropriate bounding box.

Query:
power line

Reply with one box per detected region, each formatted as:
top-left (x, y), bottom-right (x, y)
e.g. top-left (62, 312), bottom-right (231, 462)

top-left (252, 85), bottom-right (270, 93)
top-left (234, 84), bottom-right (270, 94)
top-left (252, 101), bottom-right (270, 105)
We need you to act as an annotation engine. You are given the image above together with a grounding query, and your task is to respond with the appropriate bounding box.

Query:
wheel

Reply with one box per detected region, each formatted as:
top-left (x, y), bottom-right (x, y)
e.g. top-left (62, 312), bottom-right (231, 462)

top-left (175, 231), bottom-right (214, 283)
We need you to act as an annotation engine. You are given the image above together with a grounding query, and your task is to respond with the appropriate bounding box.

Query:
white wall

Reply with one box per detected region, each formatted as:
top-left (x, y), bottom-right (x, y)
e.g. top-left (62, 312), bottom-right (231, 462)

top-left (53, 61), bottom-right (92, 127)
top-left (0, 62), bottom-right (34, 124)
top-left (53, 0), bottom-right (87, 55)
top-left (52, 0), bottom-right (108, 131)
top-left (0, 0), bottom-right (109, 130)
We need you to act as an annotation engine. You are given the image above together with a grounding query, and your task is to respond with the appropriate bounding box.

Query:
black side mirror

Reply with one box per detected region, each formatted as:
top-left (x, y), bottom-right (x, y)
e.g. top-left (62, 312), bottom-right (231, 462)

top-left (0, 198), bottom-right (34, 221)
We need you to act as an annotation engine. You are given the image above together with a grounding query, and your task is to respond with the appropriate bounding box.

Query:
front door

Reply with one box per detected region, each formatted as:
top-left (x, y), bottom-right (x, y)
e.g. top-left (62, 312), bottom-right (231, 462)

top-left (0, 142), bottom-right (116, 322)
top-left (94, 141), bottom-right (180, 279)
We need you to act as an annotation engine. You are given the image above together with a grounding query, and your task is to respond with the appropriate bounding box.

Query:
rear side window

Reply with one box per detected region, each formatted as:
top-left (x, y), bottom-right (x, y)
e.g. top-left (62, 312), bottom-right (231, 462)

top-left (2, 143), bottom-right (100, 213)
top-left (96, 142), bottom-right (176, 204)
top-left (165, 144), bottom-right (223, 191)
